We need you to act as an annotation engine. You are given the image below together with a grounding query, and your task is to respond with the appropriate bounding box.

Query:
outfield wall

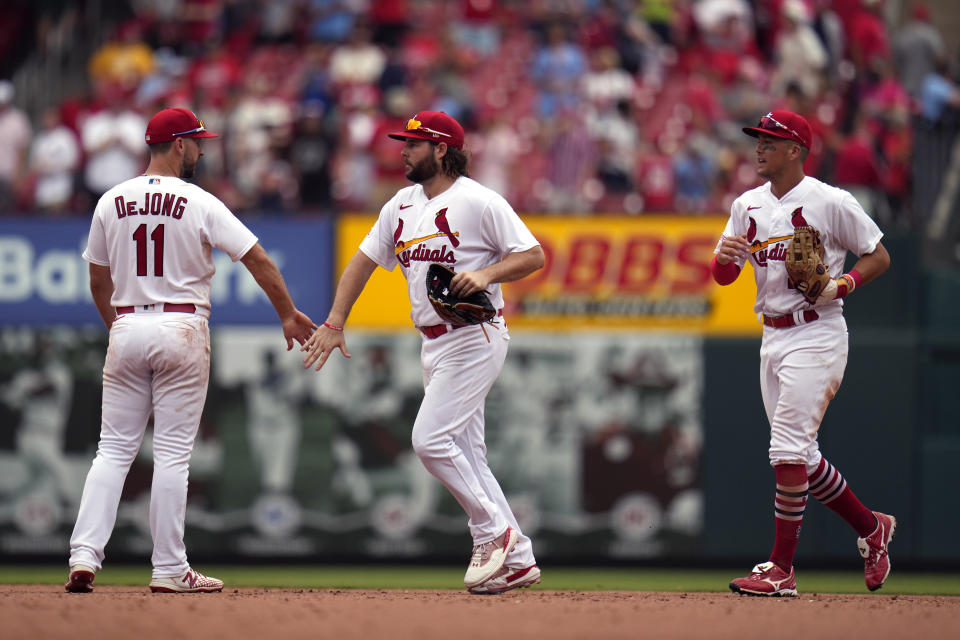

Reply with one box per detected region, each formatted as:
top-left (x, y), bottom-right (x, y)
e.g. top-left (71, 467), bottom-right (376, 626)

top-left (0, 217), bottom-right (955, 564)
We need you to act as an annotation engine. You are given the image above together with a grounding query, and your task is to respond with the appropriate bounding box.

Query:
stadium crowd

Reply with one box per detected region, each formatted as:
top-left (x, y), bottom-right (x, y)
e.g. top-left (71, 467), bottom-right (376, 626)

top-left (0, 0), bottom-right (958, 222)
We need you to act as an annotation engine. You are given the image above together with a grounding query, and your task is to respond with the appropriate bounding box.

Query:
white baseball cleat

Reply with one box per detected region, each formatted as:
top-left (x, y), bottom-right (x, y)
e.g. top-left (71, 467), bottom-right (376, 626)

top-left (468, 564), bottom-right (541, 595)
top-left (65, 564), bottom-right (96, 593)
top-left (463, 526), bottom-right (518, 588)
top-left (149, 569), bottom-right (224, 593)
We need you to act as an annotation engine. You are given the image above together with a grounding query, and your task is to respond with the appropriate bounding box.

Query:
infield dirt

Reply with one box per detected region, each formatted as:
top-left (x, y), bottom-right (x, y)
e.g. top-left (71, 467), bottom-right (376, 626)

top-left (4, 585), bottom-right (957, 639)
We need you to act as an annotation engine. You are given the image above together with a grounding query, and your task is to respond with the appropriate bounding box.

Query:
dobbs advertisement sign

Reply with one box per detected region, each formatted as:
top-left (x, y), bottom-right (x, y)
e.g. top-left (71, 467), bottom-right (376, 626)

top-left (338, 214), bottom-right (761, 335)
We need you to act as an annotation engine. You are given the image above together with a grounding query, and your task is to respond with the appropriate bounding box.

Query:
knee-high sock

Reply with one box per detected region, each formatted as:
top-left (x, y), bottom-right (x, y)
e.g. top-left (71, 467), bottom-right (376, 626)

top-left (807, 458), bottom-right (877, 537)
top-left (769, 464), bottom-right (808, 572)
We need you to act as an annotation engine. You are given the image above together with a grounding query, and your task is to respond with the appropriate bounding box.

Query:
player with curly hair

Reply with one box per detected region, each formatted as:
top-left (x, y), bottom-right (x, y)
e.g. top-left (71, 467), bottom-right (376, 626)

top-left (302, 111), bottom-right (545, 594)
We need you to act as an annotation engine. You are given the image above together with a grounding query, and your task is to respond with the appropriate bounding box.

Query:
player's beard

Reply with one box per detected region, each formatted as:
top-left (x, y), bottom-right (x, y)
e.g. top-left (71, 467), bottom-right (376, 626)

top-left (406, 154), bottom-right (440, 183)
top-left (180, 158), bottom-right (197, 179)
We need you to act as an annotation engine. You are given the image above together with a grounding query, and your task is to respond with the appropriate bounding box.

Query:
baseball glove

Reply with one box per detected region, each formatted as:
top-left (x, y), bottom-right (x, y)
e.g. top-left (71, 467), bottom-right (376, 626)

top-left (784, 226), bottom-right (831, 304)
top-left (426, 263), bottom-right (496, 325)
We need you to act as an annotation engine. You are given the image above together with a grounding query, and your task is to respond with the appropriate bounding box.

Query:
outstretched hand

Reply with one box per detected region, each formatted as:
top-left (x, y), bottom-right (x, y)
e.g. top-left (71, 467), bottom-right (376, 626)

top-left (301, 324), bottom-right (351, 371)
top-left (282, 310), bottom-right (317, 351)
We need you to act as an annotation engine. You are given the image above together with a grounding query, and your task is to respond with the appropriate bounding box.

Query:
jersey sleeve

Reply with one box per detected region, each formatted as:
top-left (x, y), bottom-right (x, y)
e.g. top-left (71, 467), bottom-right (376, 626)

top-left (203, 193), bottom-right (258, 261)
top-left (480, 193), bottom-right (540, 254)
top-left (358, 199), bottom-right (399, 271)
top-left (714, 203), bottom-right (747, 269)
top-left (834, 191), bottom-right (883, 256)
top-left (82, 204), bottom-right (110, 266)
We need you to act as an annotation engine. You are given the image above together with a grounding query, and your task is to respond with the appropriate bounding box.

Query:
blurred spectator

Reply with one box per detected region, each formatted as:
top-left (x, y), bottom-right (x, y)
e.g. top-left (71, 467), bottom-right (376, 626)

top-left (811, 0), bottom-right (846, 75)
top-left (80, 93), bottom-right (147, 198)
top-left (227, 74), bottom-right (295, 206)
top-left (180, 0), bottom-right (225, 50)
top-left (258, 0), bottom-right (301, 43)
top-left (329, 24), bottom-right (386, 88)
top-left (591, 98), bottom-right (639, 195)
top-left (543, 111), bottom-right (597, 213)
top-left (309, 0), bottom-right (357, 43)
top-left (451, 0), bottom-right (501, 59)
top-left (920, 55), bottom-right (960, 124)
top-left (187, 43), bottom-right (243, 106)
top-left (135, 48), bottom-right (189, 109)
top-left (369, 0), bottom-right (409, 48)
top-left (0, 80), bottom-right (32, 211)
top-left (582, 47), bottom-right (635, 110)
top-left (368, 88), bottom-right (414, 206)
top-left (290, 101), bottom-right (336, 212)
top-left (636, 138), bottom-right (676, 212)
top-left (87, 21), bottom-right (156, 94)
top-left (28, 107), bottom-right (80, 213)
top-left (771, 0), bottom-right (828, 99)
top-left (689, 0), bottom-right (759, 86)
top-left (531, 22), bottom-right (587, 118)
top-left (893, 3), bottom-right (944, 98)
top-left (255, 150), bottom-right (299, 212)
top-left (833, 116), bottom-right (884, 221)
top-left (330, 99), bottom-right (379, 210)
top-left (848, 0), bottom-right (890, 79)
top-left (472, 112), bottom-right (524, 201)
top-left (673, 136), bottom-right (718, 213)
top-left (879, 104), bottom-right (912, 221)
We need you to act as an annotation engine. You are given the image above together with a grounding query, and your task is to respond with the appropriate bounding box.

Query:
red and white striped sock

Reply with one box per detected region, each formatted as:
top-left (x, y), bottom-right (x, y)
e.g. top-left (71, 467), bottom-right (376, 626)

top-left (807, 458), bottom-right (877, 537)
top-left (769, 464), bottom-right (808, 572)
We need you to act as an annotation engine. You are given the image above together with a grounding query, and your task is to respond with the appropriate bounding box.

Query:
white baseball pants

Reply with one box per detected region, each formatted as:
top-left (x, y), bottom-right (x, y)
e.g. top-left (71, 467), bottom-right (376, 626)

top-left (412, 322), bottom-right (536, 569)
top-left (760, 311), bottom-right (848, 470)
top-left (69, 312), bottom-right (210, 579)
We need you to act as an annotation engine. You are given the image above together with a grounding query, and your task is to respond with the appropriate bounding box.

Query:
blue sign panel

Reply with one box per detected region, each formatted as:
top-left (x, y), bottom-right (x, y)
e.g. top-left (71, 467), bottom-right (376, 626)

top-left (0, 219), bottom-right (333, 326)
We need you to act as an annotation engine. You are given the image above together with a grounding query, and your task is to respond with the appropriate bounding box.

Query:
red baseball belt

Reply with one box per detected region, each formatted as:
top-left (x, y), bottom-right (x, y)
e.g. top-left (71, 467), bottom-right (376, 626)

top-left (116, 303), bottom-right (197, 315)
top-left (418, 309), bottom-right (503, 339)
top-left (762, 310), bottom-right (819, 328)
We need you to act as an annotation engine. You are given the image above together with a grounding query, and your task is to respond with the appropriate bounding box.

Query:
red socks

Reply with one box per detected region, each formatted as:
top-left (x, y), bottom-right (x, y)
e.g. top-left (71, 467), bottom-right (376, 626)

top-left (769, 464), bottom-right (808, 572)
top-left (808, 458), bottom-right (877, 537)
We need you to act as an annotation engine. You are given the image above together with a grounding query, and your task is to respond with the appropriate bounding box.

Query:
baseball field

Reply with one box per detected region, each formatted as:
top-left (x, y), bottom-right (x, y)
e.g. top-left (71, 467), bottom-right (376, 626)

top-left (4, 566), bottom-right (959, 639)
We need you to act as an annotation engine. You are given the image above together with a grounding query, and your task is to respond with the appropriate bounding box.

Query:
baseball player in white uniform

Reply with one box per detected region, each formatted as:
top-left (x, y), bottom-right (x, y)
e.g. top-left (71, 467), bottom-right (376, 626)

top-left (713, 110), bottom-right (894, 597)
top-left (65, 108), bottom-right (315, 594)
top-left (301, 111), bottom-right (545, 594)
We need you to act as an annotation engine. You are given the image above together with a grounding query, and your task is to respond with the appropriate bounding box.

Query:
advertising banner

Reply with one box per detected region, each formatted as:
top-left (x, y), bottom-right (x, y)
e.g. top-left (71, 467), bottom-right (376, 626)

top-left (338, 214), bottom-right (760, 335)
top-left (0, 219), bottom-right (333, 326)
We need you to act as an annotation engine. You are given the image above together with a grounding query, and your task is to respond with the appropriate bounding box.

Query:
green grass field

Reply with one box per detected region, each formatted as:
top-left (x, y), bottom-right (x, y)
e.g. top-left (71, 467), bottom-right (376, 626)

top-left (5, 566), bottom-right (960, 595)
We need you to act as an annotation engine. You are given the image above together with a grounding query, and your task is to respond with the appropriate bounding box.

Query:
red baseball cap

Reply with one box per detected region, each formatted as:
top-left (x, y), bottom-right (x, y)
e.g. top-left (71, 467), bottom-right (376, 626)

top-left (145, 107), bottom-right (219, 144)
top-left (742, 110), bottom-right (812, 149)
top-left (387, 111), bottom-right (464, 149)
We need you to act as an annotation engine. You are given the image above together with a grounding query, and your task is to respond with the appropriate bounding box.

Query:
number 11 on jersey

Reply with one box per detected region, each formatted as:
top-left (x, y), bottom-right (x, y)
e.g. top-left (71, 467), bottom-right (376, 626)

top-left (133, 223), bottom-right (164, 277)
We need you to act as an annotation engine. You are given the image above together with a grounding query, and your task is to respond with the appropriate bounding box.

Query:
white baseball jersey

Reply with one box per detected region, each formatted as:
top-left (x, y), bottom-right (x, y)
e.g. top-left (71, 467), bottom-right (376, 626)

top-left (359, 176), bottom-right (540, 326)
top-left (717, 176), bottom-right (883, 316)
top-left (83, 174), bottom-right (258, 311)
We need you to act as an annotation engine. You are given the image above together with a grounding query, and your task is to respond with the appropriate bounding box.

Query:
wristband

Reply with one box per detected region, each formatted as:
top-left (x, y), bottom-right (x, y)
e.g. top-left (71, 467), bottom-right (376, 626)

top-left (835, 275), bottom-right (853, 299)
top-left (847, 269), bottom-right (863, 289)
top-left (323, 321), bottom-right (343, 331)
top-left (834, 270), bottom-right (861, 299)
